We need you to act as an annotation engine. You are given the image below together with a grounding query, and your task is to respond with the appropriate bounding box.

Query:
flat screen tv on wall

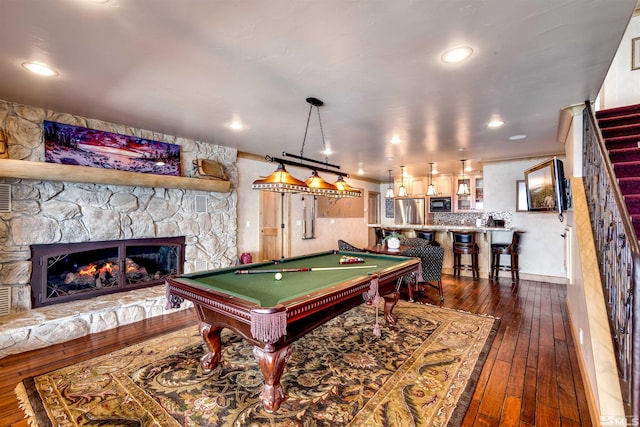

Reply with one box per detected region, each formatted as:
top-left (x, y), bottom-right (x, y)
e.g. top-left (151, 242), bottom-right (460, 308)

top-left (524, 157), bottom-right (568, 221)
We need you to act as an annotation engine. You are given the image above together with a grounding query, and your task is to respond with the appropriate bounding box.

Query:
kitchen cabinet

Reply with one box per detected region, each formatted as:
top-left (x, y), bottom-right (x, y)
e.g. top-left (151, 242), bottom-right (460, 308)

top-left (454, 174), bottom-right (483, 211)
top-left (431, 175), bottom-right (452, 196)
top-left (394, 177), bottom-right (425, 196)
top-left (391, 174), bottom-right (453, 197)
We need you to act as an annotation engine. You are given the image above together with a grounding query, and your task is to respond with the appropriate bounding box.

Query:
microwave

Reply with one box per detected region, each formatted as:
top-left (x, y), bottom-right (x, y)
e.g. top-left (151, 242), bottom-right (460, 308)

top-left (429, 196), bottom-right (451, 213)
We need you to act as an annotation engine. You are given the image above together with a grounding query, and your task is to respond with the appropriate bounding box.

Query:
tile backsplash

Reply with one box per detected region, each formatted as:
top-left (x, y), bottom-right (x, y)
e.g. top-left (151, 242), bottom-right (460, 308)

top-left (429, 211), bottom-right (512, 228)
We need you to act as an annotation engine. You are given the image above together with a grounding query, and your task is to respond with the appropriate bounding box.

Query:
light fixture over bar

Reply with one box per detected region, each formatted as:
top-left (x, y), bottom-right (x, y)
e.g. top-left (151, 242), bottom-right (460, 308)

top-left (385, 169), bottom-right (394, 198)
top-left (426, 162), bottom-right (437, 196)
top-left (456, 159), bottom-right (471, 196)
top-left (397, 165), bottom-right (407, 197)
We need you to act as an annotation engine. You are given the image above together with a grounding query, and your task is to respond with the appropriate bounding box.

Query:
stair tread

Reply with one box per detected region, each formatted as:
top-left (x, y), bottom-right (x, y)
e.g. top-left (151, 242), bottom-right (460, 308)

top-left (609, 147), bottom-right (640, 153)
top-left (598, 112), bottom-right (640, 122)
top-left (601, 123), bottom-right (640, 131)
top-left (596, 103), bottom-right (640, 118)
top-left (604, 135), bottom-right (640, 144)
top-left (613, 160), bottom-right (640, 166)
top-left (598, 113), bottom-right (640, 129)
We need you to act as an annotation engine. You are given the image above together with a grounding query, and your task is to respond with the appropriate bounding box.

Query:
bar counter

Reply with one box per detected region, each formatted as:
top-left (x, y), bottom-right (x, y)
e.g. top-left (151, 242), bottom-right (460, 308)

top-left (368, 224), bottom-right (513, 278)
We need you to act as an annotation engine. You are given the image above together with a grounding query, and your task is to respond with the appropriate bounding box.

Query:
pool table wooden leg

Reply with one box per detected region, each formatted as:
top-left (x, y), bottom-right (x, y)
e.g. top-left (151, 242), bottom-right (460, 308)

top-left (198, 322), bottom-right (222, 372)
top-left (253, 345), bottom-right (292, 413)
top-left (382, 292), bottom-right (399, 325)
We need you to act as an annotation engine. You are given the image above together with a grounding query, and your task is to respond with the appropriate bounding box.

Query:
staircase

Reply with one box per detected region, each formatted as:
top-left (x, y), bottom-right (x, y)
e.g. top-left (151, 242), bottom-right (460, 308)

top-left (596, 103), bottom-right (640, 238)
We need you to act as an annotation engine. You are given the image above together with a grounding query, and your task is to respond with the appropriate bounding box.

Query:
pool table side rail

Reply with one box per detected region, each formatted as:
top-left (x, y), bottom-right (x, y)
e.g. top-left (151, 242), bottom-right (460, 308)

top-left (283, 259), bottom-right (420, 322)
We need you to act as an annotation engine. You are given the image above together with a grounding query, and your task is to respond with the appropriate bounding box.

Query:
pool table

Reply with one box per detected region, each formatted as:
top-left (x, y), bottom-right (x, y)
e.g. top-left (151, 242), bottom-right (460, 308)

top-left (165, 250), bottom-right (420, 412)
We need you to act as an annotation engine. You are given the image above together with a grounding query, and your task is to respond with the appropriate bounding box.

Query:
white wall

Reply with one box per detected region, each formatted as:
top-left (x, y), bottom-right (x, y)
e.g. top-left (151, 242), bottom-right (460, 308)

top-left (601, 15), bottom-right (640, 108)
top-left (483, 158), bottom-right (569, 280)
top-left (237, 157), bottom-right (378, 260)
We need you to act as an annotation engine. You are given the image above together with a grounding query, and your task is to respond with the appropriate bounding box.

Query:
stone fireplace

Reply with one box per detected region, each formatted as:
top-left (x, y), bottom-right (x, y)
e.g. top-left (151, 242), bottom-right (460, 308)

top-left (31, 236), bottom-right (185, 307)
top-left (0, 99), bottom-right (238, 315)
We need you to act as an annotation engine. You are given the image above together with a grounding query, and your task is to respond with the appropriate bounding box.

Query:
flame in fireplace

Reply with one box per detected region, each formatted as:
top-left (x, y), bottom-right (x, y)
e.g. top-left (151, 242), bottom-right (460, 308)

top-left (78, 262), bottom-right (115, 277)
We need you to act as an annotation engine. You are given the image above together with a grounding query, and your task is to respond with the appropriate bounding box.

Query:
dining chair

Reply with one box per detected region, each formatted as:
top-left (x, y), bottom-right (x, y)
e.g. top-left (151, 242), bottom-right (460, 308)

top-left (400, 245), bottom-right (445, 301)
top-left (337, 239), bottom-right (365, 252)
top-left (402, 237), bottom-right (433, 247)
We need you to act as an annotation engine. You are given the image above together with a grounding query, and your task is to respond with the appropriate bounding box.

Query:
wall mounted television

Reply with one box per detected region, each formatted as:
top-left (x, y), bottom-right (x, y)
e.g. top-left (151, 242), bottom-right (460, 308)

top-left (523, 157), bottom-right (569, 221)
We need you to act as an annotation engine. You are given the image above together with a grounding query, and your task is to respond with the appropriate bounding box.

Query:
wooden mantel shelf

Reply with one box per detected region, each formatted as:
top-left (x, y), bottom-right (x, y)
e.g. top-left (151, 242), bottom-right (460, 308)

top-left (0, 159), bottom-right (231, 193)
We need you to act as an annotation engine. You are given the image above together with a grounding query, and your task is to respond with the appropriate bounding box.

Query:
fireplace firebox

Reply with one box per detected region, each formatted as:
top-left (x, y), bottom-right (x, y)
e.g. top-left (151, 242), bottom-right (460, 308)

top-left (31, 237), bottom-right (185, 307)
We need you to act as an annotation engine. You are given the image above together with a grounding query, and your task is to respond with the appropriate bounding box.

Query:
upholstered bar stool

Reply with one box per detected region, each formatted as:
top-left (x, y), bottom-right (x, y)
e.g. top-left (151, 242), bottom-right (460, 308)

top-left (452, 232), bottom-right (479, 280)
top-left (416, 230), bottom-right (439, 246)
top-left (490, 231), bottom-right (524, 280)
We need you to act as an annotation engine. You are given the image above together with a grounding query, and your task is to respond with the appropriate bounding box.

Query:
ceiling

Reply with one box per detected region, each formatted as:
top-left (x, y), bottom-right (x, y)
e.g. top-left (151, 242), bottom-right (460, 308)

top-left (0, 0), bottom-right (636, 181)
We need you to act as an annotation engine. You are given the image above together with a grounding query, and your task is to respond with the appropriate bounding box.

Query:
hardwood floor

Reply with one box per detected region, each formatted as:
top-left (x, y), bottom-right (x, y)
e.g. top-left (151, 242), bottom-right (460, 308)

top-left (0, 275), bottom-right (592, 426)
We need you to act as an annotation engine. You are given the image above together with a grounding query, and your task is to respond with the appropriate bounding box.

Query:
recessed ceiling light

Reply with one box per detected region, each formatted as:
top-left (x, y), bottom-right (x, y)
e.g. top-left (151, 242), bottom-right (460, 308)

top-left (441, 46), bottom-right (473, 63)
top-left (22, 62), bottom-right (58, 76)
top-left (508, 134), bottom-right (527, 140)
top-left (487, 120), bottom-right (504, 128)
top-left (390, 136), bottom-right (401, 144)
top-left (228, 120), bottom-right (243, 130)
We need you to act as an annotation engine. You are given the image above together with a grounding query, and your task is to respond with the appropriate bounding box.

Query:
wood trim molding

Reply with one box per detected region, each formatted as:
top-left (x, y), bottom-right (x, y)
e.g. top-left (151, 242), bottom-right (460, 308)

top-left (570, 177), bottom-right (625, 421)
top-left (0, 159), bottom-right (231, 193)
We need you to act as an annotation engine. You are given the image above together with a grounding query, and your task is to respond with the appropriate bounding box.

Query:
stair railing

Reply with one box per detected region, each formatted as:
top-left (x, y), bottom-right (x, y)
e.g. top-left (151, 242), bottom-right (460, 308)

top-left (583, 101), bottom-right (639, 417)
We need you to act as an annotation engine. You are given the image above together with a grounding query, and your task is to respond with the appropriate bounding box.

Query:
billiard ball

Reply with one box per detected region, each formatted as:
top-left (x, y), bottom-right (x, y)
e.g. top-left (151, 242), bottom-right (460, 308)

top-left (274, 272), bottom-right (283, 281)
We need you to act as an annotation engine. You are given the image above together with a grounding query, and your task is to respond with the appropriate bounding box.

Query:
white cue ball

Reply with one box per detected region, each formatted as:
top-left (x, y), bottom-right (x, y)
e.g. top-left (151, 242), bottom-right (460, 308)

top-left (274, 272), bottom-right (283, 281)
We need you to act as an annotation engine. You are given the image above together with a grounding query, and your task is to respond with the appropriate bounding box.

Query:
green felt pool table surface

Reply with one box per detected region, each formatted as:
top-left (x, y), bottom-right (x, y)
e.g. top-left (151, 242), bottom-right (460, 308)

top-left (176, 251), bottom-right (412, 307)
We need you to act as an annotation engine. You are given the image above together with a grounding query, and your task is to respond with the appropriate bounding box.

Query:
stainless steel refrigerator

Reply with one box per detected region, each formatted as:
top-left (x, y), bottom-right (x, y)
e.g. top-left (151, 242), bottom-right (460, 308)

top-left (394, 197), bottom-right (425, 225)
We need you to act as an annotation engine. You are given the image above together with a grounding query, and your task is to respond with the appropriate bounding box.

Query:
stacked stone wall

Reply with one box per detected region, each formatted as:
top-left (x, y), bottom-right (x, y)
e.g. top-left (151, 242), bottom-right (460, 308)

top-left (0, 100), bottom-right (237, 312)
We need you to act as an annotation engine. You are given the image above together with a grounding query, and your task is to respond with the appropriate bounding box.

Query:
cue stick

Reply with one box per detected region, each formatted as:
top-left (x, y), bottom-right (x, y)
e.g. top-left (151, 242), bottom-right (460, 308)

top-left (234, 265), bottom-right (378, 274)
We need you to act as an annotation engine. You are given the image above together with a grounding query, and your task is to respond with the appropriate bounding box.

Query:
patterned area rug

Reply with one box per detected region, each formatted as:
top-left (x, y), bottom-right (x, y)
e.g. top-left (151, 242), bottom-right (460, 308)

top-left (16, 301), bottom-right (498, 426)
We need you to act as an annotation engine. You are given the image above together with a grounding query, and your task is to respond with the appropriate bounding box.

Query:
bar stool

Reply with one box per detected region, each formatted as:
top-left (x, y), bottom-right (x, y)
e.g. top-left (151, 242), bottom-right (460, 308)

top-left (452, 232), bottom-right (479, 280)
top-left (416, 230), bottom-right (439, 246)
top-left (374, 227), bottom-right (385, 245)
top-left (490, 231), bottom-right (524, 280)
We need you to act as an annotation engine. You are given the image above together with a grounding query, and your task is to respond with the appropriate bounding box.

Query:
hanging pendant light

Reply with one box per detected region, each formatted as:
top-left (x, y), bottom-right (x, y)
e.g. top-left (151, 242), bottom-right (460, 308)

top-left (333, 175), bottom-right (362, 198)
top-left (253, 97), bottom-right (360, 198)
top-left (305, 170), bottom-right (339, 196)
top-left (456, 160), bottom-right (470, 196)
top-left (426, 162), bottom-right (437, 196)
top-left (397, 165), bottom-right (408, 197)
top-left (300, 98), bottom-right (339, 197)
top-left (385, 169), bottom-right (395, 198)
top-left (252, 163), bottom-right (309, 193)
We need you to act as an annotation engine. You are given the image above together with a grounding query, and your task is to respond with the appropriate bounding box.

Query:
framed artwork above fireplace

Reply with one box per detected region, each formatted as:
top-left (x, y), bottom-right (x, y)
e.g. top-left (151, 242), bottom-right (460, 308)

top-left (43, 121), bottom-right (181, 176)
